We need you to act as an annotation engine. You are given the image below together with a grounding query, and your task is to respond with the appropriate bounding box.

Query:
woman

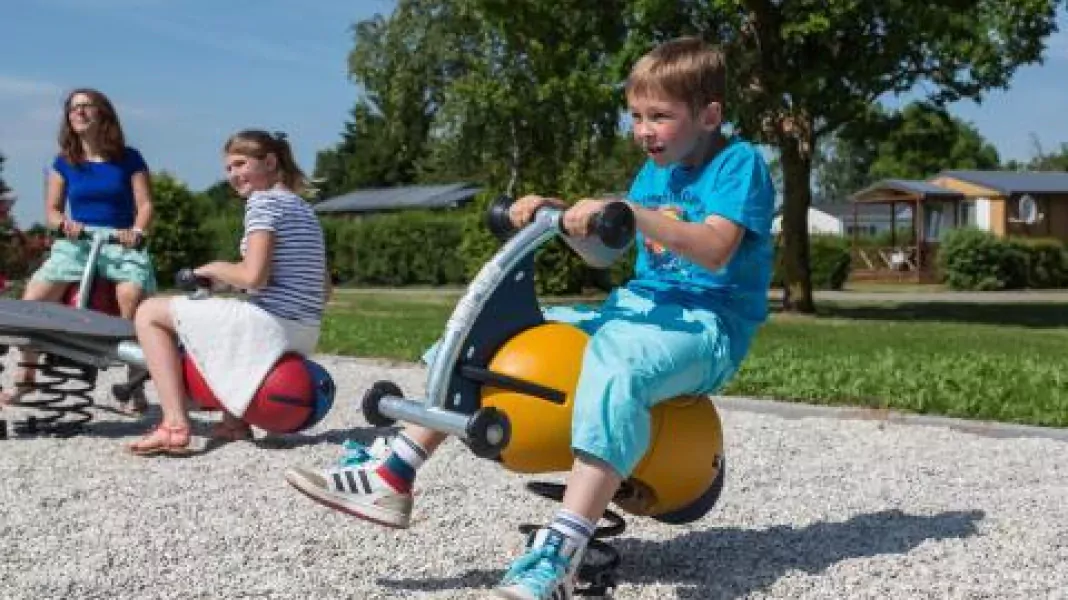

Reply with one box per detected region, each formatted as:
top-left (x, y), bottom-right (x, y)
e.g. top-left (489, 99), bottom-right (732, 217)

top-left (0, 88), bottom-right (156, 414)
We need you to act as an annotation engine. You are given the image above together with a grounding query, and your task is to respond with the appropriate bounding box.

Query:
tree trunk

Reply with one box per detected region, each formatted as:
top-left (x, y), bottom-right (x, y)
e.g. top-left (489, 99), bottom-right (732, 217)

top-left (779, 138), bottom-right (816, 313)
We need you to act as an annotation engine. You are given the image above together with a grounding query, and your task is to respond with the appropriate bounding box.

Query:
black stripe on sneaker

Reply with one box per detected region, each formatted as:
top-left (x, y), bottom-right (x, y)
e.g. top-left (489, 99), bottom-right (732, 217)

top-left (358, 469), bottom-right (372, 494)
top-left (332, 472), bottom-right (346, 492)
top-left (345, 471), bottom-right (360, 494)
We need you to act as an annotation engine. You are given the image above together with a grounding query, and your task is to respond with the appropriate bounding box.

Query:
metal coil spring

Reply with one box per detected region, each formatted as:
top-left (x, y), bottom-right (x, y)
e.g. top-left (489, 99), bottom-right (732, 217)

top-left (11, 354), bottom-right (97, 438)
top-left (519, 481), bottom-right (623, 597)
top-left (0, 344), bottom-right (7, 440)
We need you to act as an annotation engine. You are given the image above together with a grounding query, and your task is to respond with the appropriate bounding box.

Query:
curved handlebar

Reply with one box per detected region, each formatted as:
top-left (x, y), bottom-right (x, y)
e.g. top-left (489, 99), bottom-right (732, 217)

top-left (174, 268), bottom-right (211, 292)
top-left (485, 196), bottom-right (636, 250)
top-left (53, 227), bottom-right (146, 250)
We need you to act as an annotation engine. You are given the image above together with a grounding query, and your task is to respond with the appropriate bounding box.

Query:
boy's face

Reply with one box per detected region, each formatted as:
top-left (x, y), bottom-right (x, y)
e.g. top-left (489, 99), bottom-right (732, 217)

top-left (627, 92), bottom-right (721, 167)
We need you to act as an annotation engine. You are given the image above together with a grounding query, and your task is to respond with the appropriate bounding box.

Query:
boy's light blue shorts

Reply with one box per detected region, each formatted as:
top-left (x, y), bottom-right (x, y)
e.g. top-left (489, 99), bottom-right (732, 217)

top-left (30, 228), bottom-right (157, 294)
top-left (424, 286), bottom-right (738, 477)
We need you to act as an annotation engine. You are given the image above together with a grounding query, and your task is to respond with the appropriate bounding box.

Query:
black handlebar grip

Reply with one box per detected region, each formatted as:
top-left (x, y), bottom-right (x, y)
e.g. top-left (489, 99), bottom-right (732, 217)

top-left (174, 268), bottom-right (210, 291)
top-left (589, 201), bottom-right (636, 249)
top-left (486, 195), bottom-right (517, 241)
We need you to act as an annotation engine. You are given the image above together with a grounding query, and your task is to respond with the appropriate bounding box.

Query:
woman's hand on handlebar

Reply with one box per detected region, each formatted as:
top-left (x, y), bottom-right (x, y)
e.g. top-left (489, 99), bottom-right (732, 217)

top-left (561, 198), bottom-right (609, 237)
top-left (508, 195), bottom-right (567, 229)
top-left (115, 228), bottom-right (143, 249)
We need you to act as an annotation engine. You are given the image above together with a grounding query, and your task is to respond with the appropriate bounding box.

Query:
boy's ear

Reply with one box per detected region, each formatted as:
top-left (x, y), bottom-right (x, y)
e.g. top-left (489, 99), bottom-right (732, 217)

top-left (700, 102), bottom-right (723, 131)
top-left (264, 153), bottom-right (279, 172)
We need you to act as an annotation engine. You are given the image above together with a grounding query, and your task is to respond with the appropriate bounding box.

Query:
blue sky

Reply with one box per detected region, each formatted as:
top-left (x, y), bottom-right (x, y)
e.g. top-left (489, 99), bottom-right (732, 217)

top-left (2, 1), bottom-right (1066, 227)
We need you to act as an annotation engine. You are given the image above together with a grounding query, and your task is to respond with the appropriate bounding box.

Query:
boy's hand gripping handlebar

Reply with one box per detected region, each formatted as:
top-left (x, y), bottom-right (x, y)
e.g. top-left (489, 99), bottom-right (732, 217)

top-left (486, 196), bottom-right (636, 268)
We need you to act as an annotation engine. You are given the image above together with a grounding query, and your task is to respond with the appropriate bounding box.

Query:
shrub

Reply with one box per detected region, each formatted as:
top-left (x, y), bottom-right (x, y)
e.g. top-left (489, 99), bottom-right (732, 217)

top-left (323, 210), bottom-right (466, 286)
top-left (772, 234), bottom-right (852, 290)
top-left (933, 229), bottom-right (1068, 291)
top-left (1007, 237), bottom-right (1068, 289)
top-left (458, 192), bottom-right (597, 296)
top-left (148, 173), bottom-right (213, 286)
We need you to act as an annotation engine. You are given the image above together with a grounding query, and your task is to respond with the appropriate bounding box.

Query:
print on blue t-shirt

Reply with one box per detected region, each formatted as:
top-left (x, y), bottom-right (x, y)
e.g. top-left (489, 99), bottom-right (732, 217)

top-left (625, 137), bottom-right (776, 327)
top-left (52, 147), bottom-right (147, 229)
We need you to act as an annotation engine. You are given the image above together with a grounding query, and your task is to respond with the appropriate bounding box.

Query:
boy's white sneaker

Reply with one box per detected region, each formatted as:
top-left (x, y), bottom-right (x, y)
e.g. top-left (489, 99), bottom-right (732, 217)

top-left (284, 438), bottom-right (412, 529)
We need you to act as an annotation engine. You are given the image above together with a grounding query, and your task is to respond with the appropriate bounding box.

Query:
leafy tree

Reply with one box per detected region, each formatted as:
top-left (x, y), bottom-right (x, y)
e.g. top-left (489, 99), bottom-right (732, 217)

top-left (313, 104), bottom-right (395, 198)
top-left (148, 173), bottom-right (212, 286)
top-left (315, 0), bottom-right (473, 198)
top-left (868, 103), bottom-right (999, 180)
top-left (1005, 135), bottom-right (1068, 171)
top-left (198, 180), bottom-right (243, 217)
top-left (815, 102), bottom-right (1000, 203)
top-left (0, 152), bottom-right (17, 279)
top-left (0, 152), bottom-right (10, 196)
top-left (621, 0), bottom-right (1061, 311)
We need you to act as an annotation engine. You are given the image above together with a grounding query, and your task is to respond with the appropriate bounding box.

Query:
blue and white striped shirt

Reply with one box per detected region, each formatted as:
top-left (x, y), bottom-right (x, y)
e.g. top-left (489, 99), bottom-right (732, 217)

top-left (240, 189), bottom-right (326, 324)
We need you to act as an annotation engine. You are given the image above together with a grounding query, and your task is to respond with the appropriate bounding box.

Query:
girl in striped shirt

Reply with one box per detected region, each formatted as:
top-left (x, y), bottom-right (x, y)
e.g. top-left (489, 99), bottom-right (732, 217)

top-left (126, 129), bottom-right (327, 455)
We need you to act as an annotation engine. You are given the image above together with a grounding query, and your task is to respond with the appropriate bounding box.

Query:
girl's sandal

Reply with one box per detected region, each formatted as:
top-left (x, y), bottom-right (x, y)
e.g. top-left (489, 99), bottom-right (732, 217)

top-left (125, 424), bottom-right (193, 456)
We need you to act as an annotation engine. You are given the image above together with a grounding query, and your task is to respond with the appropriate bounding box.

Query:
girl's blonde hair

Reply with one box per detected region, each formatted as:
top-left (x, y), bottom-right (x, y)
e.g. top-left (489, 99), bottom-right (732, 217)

top-left (625, 36), bottom-right (726, 113)
top-left (223, 129), bottom-right (307, 194)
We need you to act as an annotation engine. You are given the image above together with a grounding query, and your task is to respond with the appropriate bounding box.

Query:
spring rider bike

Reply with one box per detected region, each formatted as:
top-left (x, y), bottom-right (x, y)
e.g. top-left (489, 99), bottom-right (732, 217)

top-left (360, 197), bottom-right (726, 594)
top-left (0, 228), bottom-right (335, 439)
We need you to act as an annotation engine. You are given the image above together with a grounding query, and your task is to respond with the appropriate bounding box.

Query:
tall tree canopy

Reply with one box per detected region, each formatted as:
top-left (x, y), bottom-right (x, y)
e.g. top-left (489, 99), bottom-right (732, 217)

top-left (0, 152), bottom-right (11, 197)
top-left (1005, 136), bottom-right (1068, 171)
top-left (327, 0), bottom-right (1061, 308)
top-left (815, 102), bottom-right (1001, 203)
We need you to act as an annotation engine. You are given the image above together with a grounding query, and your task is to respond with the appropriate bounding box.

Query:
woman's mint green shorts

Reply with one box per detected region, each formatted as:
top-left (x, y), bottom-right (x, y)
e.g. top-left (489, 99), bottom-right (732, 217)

top-left (30, 228), bottom-right (157, 294)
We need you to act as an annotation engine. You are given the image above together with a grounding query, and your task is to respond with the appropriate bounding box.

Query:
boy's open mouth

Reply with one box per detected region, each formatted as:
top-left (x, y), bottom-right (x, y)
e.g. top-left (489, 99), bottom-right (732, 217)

top-left (643, 141), bottom-right (666, 156)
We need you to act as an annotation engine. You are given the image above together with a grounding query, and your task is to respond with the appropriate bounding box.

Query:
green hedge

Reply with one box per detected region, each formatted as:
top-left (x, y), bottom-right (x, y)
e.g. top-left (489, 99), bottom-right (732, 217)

top-left (772, 234), bottom-right (853, 290)
top-left (322, 211), bottom-right (467, 286)
top-left (939, 228), bottom-right (1068, 290)
top-left (193, 203), bottom-right (865, 294)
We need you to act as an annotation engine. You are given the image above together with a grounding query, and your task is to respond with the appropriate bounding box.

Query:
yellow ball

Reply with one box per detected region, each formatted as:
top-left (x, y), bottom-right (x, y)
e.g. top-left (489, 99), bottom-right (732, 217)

top-left (481, 322), bottom-right (725, 517)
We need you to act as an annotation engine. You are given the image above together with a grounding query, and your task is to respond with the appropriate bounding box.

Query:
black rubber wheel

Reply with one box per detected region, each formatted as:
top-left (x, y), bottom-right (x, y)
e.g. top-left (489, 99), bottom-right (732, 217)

top-left (361, 380), bottom-right (402, 427)
top-left (465, 406), bottom-right (510, 459)
top-left (652, 456), bottom-right (727, 525)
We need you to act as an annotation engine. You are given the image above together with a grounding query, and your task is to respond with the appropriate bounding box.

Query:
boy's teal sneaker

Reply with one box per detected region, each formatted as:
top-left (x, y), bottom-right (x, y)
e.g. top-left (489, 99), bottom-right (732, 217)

top-left (490, 527), bottom-right (585, 600)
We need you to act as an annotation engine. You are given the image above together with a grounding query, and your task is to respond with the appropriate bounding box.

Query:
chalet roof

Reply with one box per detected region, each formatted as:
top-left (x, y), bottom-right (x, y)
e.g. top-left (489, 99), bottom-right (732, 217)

top-left (937, 170), bottom-right (1068, 195)
top-left (850, 179), bottom-right (964, 202)
top-left (313, 183), bottom-right (481, 214)
top-left (817, 202), bottom-right (912, 220)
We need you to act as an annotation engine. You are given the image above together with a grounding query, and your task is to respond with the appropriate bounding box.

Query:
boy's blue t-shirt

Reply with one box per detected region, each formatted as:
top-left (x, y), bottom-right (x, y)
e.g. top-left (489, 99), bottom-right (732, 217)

top-left (625, 137), bottom-right (775, 354)
top-left (52, 147), bottom-right (148, 229)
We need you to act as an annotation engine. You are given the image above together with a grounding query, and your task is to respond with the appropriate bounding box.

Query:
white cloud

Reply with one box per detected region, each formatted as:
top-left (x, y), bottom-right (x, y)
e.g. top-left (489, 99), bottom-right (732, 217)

top-left (0, 75), bottom-right (61, 99)
top-left (125, 14), bottom-right (321, 67)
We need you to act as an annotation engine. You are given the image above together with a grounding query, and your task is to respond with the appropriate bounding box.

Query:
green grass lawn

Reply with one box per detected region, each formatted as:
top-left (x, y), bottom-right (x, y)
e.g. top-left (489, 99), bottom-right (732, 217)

top-left (319, 291), bottom-right (1068, 428)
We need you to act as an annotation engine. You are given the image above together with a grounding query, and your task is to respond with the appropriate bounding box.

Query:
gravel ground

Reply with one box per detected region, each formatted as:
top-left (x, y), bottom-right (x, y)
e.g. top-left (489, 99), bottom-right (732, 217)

top-left (1, 353), bottom-right (1066, 599)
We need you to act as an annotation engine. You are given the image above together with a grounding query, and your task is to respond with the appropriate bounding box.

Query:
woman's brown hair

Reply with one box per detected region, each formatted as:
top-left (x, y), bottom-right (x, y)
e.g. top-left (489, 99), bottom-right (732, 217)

top-left (223, 129), bottom-right (307, 194)
top-left (59, 88), bottom-right (126, 164)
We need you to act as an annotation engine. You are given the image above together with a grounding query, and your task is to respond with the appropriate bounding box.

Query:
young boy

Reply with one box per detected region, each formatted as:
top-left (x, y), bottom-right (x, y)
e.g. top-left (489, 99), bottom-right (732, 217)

top-left (284, 36), bottom-right (775, 599)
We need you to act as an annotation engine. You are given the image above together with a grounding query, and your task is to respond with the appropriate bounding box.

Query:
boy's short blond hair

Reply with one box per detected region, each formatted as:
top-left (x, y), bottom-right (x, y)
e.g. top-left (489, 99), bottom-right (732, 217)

top-left (625, 36), bottom-right (725, 112)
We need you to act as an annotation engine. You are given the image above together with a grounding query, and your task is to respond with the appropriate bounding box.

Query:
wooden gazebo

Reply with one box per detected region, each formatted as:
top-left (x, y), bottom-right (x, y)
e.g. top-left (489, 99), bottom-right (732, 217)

top-left (848, 179), bottom-right (964, 282)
